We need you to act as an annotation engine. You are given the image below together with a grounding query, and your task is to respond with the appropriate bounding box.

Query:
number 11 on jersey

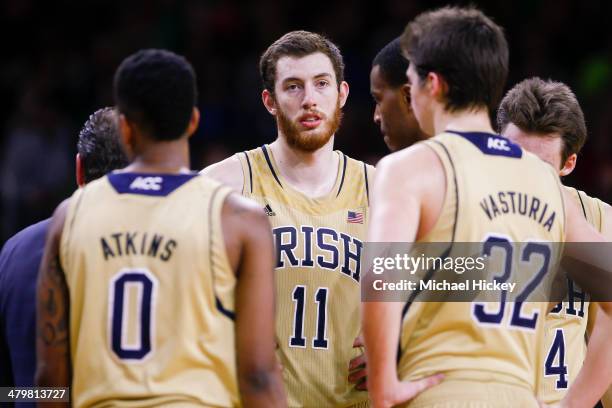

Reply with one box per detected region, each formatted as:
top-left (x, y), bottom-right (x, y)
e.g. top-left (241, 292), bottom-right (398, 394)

top-left (290, 285), bottom-right (329, 349)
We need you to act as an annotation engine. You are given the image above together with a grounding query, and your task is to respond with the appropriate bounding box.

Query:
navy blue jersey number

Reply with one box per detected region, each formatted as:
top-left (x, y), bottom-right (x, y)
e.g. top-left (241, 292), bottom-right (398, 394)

top-left (110, 269), bottom-right (158, 360)
top-left (544, 328), bottom-right (568, 389)
top-left (290, 286), bottom-right (306, 347)
top-left (289, 285), bottom-right (329, 349)
top-left (472, 236), bottom-right (551, 329)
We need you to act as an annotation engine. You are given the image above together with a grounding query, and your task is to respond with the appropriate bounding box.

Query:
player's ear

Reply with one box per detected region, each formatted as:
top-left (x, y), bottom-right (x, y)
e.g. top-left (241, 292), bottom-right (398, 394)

top-left (400, 84), bottom-right (412, 110)
top-left (262, 89), bottom-right (277, 115)
top-left (186, 107), bottom-right (200, 139)
top-left (339, 81), bottom-right (349, 108)
top-left (428, 72), bottom-right (449, 101)
top-left (559, 153), bottom-right (577, 176)
top-left (76, 153), bottom-right (86, 187)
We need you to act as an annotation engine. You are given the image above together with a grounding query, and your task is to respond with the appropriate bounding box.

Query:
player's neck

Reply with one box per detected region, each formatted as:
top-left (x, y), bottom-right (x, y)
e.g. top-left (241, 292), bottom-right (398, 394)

top-left (268, 136), bottom-right (340, 197)
top-left (124, 140), bottom-right (191, 174)
top-left (433, 106), bottom-right (494, 135)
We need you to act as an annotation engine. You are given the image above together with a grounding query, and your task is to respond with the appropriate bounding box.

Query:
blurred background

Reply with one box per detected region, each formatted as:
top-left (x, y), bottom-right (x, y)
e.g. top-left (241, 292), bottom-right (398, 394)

top-left (1, 0), bottom-right (611, 242)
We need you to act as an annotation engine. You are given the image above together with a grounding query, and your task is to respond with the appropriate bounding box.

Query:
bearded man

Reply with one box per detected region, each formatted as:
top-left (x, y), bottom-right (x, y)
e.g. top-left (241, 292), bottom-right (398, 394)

top-left (202, 31), bottom-right (373, 408)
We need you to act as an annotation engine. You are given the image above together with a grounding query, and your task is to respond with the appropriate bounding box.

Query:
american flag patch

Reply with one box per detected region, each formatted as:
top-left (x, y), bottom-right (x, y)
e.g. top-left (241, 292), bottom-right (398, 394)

top-left (347, 211), bottom-right (364, 224)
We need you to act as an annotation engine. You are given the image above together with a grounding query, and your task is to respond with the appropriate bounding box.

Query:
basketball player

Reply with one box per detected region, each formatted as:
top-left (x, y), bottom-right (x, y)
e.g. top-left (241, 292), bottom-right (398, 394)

top-left (497, 77), bottom-right (612, 408)
top-left (36, 49), bottom-right (286, 407)
top-left (0, 107), bottom-right (128, 388)
top-left (363, 7), bottom-right (612, 408)
top-left (202, 31), bottom-right (372, 407)
top-left (370, 37), bottom-right (427, 151)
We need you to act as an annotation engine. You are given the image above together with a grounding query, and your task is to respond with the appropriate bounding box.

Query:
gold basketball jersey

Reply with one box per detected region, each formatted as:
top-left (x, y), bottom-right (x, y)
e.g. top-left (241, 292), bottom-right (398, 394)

top-left (60, 172), bottom-right (237, 407)
top-left (398, 131), bottom-right (565, 395)
top-left (236, 146), bottom-right (372, 407)
top-left (537, 187), bottom-right (607, 405)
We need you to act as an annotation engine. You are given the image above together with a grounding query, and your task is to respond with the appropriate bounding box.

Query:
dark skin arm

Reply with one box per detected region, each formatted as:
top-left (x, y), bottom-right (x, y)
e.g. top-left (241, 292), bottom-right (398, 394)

top-left (35, 199), bottom-right (70, 407)
top-left (222, 193), bottom-right (287, 407)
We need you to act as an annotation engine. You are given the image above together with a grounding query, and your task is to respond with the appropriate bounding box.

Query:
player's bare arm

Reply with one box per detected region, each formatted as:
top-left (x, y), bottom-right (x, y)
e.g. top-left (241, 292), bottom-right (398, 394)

top-left (200, 155), bottom-right (244, 192)
top-left (363, 146), bottom-right (444, 408)
top-left (221, 193), bottom-right (287, 407)
top-left (552, 302), bottom-right (612, 408)
top-left (35, 199), bottom-right (71, 407)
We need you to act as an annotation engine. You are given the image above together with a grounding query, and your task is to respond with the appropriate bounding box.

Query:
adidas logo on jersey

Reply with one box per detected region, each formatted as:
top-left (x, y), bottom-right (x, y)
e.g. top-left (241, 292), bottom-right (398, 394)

top-left (264, 204), bottom-right (276, 216)
top-left (487, 137), bottom-right (511, 152)
top-left (129, 176), bottom-right (163, 191)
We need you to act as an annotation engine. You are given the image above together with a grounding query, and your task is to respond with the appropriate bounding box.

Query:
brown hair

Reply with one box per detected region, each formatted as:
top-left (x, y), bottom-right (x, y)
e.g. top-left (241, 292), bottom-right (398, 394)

top-left (497, 77), bottom-right (587, 163)
top-left (400, 6), bottom-right (508, 113)
top-left (259, 30), bottom-right (345, 94)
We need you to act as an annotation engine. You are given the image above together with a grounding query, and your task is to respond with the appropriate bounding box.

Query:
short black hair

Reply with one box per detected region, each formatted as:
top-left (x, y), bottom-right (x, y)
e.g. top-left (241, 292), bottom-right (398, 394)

top-left (77, 107), bottom-right (129, 183)
top-left (114, 49), bottom-right (197, 141)
top-left (401, 6), bottom-right (508, 113)
top-left (372, 37), bottom-right (408, 88)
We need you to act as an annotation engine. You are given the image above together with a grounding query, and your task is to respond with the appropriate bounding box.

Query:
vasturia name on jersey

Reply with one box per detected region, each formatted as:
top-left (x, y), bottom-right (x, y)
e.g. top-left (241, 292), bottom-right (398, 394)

top-left (399, 131), bottom-right (566, 399)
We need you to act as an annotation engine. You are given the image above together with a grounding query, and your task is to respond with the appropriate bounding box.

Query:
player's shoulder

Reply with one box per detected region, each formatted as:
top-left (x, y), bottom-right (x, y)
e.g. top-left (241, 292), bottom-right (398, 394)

top-left (67, 174), bottom-right (115, 205)
top-left (377, 141), bottom-right (438, 171)
top-left (564, 185), bottom-right (610, 231)
top-left (371, 143), bottom-right (442, 196)
top-left (563, 185), bottom-right (582, 203)
top-left (565, 187), bottom-right (608, 208)
top-left (563, 186), bottom-right (608, 211)
top-left (81, 174), bottom-right (112, 192)
top-left (221, 191), bottom-right (269, 234)
top-left (200, 154), bottom-right (243, 192)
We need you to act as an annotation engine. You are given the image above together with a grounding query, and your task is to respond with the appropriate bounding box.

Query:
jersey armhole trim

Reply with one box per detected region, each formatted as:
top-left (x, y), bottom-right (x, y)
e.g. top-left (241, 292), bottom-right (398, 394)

top-left (597, 201), bottom-right (604, 232)
top-left (261, 145), bottom-right (283, 188)
top-left (336, 153), bottom-right (348, 197)
top-left (208, 185), bottom-right (236, 320)
top-left (363, 162), bottom-right (370, 205)
top-left (575, 188), bottom-right (588, 219)
top-left (242, 151), bottom-right (253, 194)
top-left (432, 140), bottom-right (459, 243)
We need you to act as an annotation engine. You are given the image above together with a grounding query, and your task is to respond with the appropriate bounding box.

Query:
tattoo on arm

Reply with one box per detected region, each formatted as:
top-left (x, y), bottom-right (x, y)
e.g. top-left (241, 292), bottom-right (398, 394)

top-left (38, 256), bottom-right (69, 347)
top-left (37, 252), bottom-right (71, 384)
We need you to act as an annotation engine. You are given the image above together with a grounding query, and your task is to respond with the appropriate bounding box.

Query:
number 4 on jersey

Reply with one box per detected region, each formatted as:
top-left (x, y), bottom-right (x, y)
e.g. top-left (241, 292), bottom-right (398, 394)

top-left (544, 328), bottom-right (568, 389)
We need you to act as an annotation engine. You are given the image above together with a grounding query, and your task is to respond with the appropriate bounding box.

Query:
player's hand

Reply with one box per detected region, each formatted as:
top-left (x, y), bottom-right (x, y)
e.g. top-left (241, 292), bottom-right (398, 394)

top-left (373, 374), bottom-right (444, 408)
top-left (275, 340), bottom-right (284, 372)
top-left (348, 335), bottom-right (368, 391)
top-left (348, 336), bottom-right (367, 390)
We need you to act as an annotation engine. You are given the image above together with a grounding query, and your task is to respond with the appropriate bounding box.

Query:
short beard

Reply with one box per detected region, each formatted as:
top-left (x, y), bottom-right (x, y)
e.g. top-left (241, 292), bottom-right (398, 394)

top-left (276, 99), bottom-right (343, 152)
